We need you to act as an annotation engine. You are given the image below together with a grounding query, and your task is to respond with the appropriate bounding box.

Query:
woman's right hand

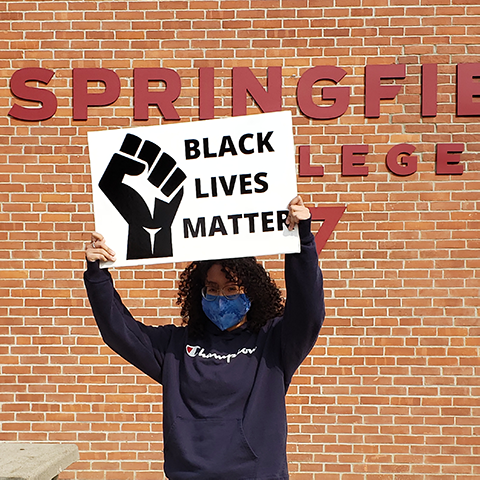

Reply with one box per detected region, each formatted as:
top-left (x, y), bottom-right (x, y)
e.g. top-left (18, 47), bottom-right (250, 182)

top-left (85, 232), bottom-right (116, 263)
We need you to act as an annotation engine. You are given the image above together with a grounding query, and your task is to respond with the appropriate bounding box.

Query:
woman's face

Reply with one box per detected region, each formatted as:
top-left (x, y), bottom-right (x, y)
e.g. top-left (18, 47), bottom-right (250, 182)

top-left (204, 264), bottom-right (243, 296)
top-left (204, 264), bottom-right (248, 331)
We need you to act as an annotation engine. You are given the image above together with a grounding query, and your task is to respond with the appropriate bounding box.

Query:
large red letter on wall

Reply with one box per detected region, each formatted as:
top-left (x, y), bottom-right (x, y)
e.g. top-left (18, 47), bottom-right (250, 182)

top-left (436, 144), bottom-right (464, 175)
top-left (134, 68), bottom-right (181, 121)
top-left (342, 145), bottom-right (369, 176)
top-left (310, 206), bottom-right (347, 254)
top-left (73, 68), bottom-right (120, 121)
top-left (298, 145), bottom-right (324, 177)
top-left (9, 68), bottom-right (57, 121)
top-left (365, 64), bottom-right (406, 118)
top-left (422, 64), bottom-right (437, 117)
top-left (297, 66), bottom-right (350, 120)
top-left (199, 67), bottom-right (215, 120)
top-left (386, 144), bottom-right (417, 176)
top-left (457, 64), bottom-right (480, 116)
top-left (232, 67), bottom-right (282, 116)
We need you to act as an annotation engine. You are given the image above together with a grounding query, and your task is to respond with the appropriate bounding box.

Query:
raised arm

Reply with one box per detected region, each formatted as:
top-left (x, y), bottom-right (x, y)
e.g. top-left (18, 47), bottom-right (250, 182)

top-left (280, 197), bottom-right (325, 383)
top-left (84, 234), bottom-right (173, 383)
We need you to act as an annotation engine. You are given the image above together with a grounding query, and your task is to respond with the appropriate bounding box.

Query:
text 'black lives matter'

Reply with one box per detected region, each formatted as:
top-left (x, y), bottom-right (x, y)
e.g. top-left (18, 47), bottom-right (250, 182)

top-left (183, 210), bottom-right (289, 238)
top-left (195, 173), bottom-right (268, 198)
top-left (185, 132), bottom-right (275, 160)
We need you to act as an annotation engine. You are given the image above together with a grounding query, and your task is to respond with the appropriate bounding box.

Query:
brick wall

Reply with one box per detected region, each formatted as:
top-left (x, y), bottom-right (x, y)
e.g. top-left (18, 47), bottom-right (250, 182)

top-left (1, 1), bottom-right (479, 479)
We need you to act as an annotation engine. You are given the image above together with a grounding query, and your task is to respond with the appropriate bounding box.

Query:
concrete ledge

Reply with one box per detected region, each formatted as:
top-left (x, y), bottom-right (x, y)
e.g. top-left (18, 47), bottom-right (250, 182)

top-left (0, 443), bottom-right (79, 480)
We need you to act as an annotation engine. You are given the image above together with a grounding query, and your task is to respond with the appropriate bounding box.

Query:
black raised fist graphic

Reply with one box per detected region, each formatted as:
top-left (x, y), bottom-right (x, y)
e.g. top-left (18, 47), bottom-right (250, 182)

top-left (99, 133), bottom-right (186, 260)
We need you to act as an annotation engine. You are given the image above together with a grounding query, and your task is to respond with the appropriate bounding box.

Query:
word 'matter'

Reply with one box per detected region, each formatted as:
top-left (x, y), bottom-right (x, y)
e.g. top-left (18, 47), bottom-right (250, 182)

top-left (183, 210), bottom-right (289, 239)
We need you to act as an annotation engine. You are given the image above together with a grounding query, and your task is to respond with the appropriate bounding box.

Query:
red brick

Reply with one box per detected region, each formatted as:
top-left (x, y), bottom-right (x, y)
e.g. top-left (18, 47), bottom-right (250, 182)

top-left (1, 0), bottom-right (479, 478)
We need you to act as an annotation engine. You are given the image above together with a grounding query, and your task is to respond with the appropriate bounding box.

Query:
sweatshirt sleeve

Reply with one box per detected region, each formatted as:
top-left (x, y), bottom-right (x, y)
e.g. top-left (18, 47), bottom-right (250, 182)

top-left (280, 218), bottom-right (325, 383)
top-left (83, 261), bottom-right (175, 384)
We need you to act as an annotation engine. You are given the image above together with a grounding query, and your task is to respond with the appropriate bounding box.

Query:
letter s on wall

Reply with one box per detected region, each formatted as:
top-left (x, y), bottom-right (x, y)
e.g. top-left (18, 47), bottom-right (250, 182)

top-left (9, 68), bottom-right (57, 121)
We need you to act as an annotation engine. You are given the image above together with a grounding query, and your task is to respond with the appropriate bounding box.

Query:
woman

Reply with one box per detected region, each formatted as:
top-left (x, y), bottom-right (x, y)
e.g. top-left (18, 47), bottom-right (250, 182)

top-left (84, 195), bottom-right (325, 480)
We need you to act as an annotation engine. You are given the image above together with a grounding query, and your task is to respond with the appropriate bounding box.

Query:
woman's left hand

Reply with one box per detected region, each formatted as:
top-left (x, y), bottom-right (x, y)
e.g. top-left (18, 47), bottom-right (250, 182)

top-left (85, 232), bottom-right (116, 263)
top-left (286, 195), bottom-right (311, 231)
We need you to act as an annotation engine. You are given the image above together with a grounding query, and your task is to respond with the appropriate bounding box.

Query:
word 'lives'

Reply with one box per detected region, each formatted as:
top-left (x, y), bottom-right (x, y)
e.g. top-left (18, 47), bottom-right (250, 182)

top-left (195, 173), bottom-right (268, 198)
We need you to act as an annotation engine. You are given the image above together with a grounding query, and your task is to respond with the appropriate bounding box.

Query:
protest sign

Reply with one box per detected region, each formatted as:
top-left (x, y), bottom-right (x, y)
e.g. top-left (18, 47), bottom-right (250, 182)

top-left (87, 111), bottom-right (300, 268)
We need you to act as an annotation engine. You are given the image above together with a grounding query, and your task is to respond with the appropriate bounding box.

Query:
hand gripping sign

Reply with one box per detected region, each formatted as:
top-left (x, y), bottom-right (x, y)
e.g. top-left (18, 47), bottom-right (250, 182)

top-left (87, 111), bottom-right (300, 268)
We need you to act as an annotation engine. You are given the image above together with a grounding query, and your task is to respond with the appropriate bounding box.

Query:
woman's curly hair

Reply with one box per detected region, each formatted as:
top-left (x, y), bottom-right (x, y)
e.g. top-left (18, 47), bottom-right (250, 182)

top-left (177, 257), bottom-right (284, 338)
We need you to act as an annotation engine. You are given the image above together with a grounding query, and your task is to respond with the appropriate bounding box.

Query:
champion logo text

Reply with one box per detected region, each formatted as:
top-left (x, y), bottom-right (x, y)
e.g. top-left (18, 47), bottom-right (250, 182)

top-left (186, 345), bottom-right (257, 364)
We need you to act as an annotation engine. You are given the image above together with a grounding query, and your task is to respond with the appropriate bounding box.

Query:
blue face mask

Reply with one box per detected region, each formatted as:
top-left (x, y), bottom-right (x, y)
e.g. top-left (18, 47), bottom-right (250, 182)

top-left (202, 294), bottom-right (251, 331)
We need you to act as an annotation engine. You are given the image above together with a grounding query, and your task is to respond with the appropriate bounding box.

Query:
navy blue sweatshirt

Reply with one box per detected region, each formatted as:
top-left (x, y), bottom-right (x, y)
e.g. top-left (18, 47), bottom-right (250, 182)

top-left (84, 219), bottom-right (325, 480)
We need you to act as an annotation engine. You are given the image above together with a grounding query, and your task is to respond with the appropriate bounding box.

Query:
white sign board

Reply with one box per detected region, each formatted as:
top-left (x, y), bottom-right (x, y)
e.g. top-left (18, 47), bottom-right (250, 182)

top-left (87, 111), bottom-right (299, 268)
